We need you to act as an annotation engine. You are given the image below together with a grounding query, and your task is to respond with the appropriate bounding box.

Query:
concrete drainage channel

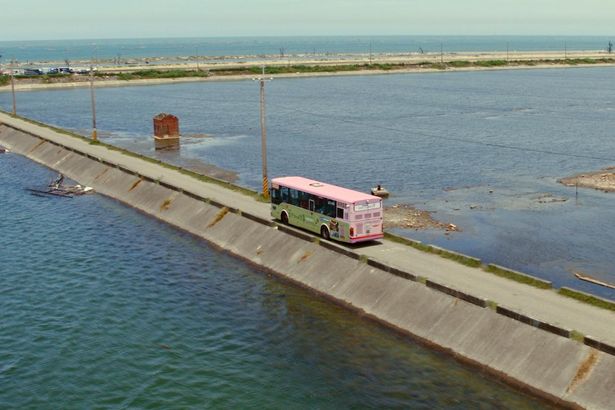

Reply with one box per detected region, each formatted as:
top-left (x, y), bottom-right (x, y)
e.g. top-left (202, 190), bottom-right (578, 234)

top-left (1, 121), bottom-right (615, 409)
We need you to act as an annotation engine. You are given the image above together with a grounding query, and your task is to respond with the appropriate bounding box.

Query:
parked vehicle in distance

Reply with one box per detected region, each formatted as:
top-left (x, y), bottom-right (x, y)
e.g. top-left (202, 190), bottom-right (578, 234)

top-left (271, 176), bottom-right (384, 243)
top-left (23, 68), bottom-right (43, 76)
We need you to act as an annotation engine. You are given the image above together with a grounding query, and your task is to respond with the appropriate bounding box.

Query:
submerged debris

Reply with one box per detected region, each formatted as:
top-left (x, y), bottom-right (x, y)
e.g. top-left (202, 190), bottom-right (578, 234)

top-left (384, 204), bottom-right (458, 232)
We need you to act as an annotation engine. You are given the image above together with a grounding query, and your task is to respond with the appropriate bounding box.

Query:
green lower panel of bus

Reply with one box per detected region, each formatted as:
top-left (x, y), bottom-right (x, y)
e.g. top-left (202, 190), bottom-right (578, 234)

top-left (271, 203), bottom-right (350, 242)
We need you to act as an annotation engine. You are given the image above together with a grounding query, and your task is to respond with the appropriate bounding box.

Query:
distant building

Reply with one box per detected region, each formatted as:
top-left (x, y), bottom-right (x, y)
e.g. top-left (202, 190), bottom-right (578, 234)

top-left (153, 113), bottom-right (180, 150)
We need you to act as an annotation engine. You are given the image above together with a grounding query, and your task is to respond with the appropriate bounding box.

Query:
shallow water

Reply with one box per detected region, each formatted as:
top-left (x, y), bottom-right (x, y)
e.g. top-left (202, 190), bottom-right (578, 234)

top-left (0, 154), bottom-right (549, 408)
top-left (2, 67), bottom-right (614, 298)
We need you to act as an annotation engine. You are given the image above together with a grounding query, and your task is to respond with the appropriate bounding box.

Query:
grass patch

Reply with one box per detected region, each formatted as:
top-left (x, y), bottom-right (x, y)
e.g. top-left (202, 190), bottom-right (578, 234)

top-left (558, 287), bottom-right (615, 312)
top-left (448, 60), bottom-right (472, 68)
top-left (0, 75), bottom-right (10, 86)
top-left (474, 60), bottom-right (508, 67)
top-left (428, 63), bottom-right (447, 70)
top-left (117, 69), bottom-right (209, 81)
top-left (486, 300), bottom-right (498, 310)
top-left (485, 264), bottom-right (552, 289)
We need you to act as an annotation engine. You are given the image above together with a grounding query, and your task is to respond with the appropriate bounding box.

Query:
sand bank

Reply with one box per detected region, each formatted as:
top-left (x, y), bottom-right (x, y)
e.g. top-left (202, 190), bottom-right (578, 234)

top-left (2, 50), bottom-right (614, 93)
top-left (560, 167), bottom-right (615, 192)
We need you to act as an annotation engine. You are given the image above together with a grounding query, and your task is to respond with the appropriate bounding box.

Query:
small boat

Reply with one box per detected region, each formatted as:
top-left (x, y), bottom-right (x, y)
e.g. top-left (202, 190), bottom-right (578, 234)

top-left (26, 188), bottom-right (73, 198)
top-left (371, 184), bottom-right (390, 198)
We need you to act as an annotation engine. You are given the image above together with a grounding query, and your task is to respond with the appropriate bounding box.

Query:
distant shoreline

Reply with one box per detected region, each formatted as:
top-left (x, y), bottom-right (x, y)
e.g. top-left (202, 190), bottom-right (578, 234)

top-left (2, 50), bottom-right (614, 92)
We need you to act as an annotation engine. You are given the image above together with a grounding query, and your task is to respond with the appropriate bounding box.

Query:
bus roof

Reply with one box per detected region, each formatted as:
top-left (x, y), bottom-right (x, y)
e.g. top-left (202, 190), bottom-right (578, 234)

top-left (272, 176), bottom-right (381, 204)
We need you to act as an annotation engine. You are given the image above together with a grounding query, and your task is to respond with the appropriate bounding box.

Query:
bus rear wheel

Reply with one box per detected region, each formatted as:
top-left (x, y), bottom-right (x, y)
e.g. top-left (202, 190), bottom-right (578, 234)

top-left (281, 212), bottom-right (289, 225)
top-left (320, 226), bottom-right (330, 240)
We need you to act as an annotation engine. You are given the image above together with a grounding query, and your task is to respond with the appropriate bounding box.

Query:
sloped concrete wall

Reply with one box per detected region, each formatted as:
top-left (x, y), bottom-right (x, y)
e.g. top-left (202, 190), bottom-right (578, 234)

top-left (2, 124), bottom-right (614, 409)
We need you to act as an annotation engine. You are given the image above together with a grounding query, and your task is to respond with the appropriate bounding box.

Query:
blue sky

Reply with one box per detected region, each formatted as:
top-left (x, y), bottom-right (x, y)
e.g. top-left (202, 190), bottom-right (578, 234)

top-left (2, 0), bottom-right (614, 41)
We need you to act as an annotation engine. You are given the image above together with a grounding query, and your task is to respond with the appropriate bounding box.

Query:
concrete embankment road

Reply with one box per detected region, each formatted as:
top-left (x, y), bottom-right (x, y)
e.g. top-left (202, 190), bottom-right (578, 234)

top-left (2, 112), bottom-right (615, 409)
top-left (1, 111), bottom-right (613, 348)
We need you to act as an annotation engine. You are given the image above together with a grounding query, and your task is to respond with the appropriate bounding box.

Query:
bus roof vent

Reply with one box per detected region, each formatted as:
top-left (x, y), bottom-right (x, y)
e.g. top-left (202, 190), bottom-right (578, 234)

top-left (309, 182), bottom-right (324, 187)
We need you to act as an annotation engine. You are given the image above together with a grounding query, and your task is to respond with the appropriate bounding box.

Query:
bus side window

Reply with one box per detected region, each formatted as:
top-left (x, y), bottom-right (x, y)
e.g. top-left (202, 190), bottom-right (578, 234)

top-left (336, 207), bottom-right (344, 219)
top-left (271, 188), bottom-right (281, 204)
top-left (289, 189), bottom-right (299, 206)
top-left (325, 200), bottom-right (337, 218)
top-left (299, 191), bottom-right (310, 209)
top-left (314, 197), bottom-right (323, 213)
top-left (281, 187), bottom-right (289, 203)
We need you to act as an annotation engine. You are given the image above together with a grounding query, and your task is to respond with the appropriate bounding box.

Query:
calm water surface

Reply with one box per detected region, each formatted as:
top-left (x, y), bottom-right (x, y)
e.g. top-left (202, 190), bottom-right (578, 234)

top-left (0, 155), bottom-right (548, 408)
top-left (2, 67), bottom-right (614, 299)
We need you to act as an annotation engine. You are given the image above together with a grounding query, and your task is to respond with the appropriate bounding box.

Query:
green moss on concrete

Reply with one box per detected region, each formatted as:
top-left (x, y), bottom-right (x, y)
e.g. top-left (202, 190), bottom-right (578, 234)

top-left (383, 233), bottom-right (480, 268)
top-left (570, 330), bottom-right (586, 343)
top-left (430, 246), bottom-right (482, 268)
top-left (485, 264), bottom-right (552, 289)
top-left (559, 287), bottom-right (615, 312)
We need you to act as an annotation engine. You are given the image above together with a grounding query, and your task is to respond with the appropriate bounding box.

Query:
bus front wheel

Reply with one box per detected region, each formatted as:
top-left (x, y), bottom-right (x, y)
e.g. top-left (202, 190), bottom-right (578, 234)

top-left (320, 226), bottom-right (330, 240)
top-left (281, 212), bottom-right (289, 225)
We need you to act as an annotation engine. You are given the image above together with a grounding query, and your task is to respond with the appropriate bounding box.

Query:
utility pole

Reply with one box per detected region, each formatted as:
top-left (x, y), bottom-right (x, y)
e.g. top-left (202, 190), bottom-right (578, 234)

top-left (89, 65), bottom-right (97, 141)
top-left (564, 41), bottom-right (567, 60)
top-left (440, 42), bottom-right (444, 64)
top-left (253, 66), bottom-right (273, 199)
top-left (10, 59), bottom-right (16, 116)
top-left (506, 42), bottom-right (509, 62)
top-left (369, 41), bottom-right (373, 65)
top-left (196, 46), bottom-right (200, 71)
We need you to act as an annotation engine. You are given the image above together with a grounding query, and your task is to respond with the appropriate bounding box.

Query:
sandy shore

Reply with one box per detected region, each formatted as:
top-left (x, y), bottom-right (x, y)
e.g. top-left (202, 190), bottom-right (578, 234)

top-left (559, 167), bottom-right (615, 192)
top-left (2, 50), bottom-right (614, 93)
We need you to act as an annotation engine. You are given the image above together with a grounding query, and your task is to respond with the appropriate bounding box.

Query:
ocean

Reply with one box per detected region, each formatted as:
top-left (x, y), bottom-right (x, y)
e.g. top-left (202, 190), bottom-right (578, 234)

top-left (0, 35), bottom-right (613, 63)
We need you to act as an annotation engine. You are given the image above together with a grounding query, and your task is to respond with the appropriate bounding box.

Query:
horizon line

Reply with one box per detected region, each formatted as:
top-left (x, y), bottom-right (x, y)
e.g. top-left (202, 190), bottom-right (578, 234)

top-left (1, 33), bottom-right (614, 43)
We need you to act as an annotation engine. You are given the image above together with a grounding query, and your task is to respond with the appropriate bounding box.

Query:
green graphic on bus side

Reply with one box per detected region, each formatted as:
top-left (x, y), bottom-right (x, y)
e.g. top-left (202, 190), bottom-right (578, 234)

top-left (271, 203), bottom-right (350, 241)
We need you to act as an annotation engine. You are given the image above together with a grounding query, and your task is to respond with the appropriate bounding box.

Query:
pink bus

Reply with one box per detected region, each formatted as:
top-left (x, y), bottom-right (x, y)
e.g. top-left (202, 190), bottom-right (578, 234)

top-left (271, 176), bottom-right (384, 243)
